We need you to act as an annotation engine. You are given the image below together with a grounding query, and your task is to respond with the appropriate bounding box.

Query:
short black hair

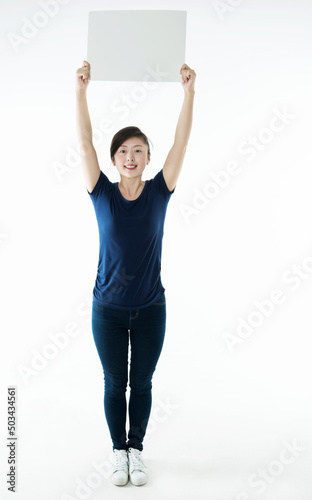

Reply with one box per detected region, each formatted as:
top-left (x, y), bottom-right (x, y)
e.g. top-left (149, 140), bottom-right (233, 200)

top-left (110, 126), bottom-right (152, 163)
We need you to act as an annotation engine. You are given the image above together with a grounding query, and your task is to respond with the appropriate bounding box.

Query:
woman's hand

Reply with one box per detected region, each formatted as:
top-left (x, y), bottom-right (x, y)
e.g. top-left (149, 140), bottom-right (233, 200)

top-left (76, 60), bottom-right (91, 91)
top-left (180, 63), bottom-right (196, 94)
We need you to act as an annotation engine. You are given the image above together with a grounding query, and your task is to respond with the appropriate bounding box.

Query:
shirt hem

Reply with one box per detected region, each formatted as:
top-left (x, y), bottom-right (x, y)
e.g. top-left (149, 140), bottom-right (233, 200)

top-left (92, 289), bottom-right (165, 310)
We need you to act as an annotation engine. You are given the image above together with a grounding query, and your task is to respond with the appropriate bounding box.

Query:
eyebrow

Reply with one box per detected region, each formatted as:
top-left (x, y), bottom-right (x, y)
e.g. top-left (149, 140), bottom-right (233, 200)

top-left (119, 144), bottom-right (144, 148)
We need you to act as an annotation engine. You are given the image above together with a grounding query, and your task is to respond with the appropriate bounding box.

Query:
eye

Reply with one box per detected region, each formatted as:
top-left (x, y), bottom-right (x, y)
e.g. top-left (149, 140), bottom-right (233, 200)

top-left (119, 149), bottom-right (142, 153)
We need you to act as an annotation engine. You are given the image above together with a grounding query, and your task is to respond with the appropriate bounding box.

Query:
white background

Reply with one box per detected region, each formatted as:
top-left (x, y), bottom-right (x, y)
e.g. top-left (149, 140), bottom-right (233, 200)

top-left (1, 1), bottom-right (312, 499)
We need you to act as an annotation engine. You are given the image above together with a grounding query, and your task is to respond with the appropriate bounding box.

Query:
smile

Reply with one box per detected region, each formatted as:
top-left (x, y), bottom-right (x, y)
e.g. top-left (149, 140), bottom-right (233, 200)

top-left (124, 165), bottom-right (137, 170)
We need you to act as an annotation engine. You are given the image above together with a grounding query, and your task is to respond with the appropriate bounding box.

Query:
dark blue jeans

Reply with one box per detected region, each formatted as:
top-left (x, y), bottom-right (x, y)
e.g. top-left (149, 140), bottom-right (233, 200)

top-left (91, 292), bottom-right (166, 452)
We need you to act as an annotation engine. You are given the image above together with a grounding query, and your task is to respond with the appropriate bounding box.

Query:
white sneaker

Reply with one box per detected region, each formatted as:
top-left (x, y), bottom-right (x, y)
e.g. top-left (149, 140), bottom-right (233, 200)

top-left (127, 447), bottom-right (148, 486)
top-left (110, 449), bottom-right (129, 486)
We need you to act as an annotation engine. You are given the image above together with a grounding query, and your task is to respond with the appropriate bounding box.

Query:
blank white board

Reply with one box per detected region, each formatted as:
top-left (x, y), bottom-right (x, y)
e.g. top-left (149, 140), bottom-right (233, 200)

top-left (87, 10), bottom-right (187, 82)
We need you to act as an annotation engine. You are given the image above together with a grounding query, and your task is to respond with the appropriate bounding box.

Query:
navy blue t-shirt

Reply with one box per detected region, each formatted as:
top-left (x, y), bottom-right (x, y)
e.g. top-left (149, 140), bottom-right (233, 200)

top-left (87, 169), bottom-right (175, 309)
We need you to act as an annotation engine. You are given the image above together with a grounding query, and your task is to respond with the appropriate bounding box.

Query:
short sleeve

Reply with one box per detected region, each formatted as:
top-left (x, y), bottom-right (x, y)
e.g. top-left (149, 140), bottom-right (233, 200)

top-left (155, 169), bottom-right (176, 200)
top-left (87, 170), bottom-right (111, 200)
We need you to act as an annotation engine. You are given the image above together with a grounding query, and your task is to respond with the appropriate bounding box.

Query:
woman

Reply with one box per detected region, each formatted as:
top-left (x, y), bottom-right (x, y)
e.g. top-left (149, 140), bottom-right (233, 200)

top-left (75, 60), bottom-right (196, 487)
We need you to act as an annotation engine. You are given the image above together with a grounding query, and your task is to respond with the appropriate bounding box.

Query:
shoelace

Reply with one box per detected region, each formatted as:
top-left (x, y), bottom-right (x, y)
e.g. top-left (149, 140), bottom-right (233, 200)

top-left (113, 450), bottom-right (128, 472)
top-left (128, 448), bottom-right (146, 472)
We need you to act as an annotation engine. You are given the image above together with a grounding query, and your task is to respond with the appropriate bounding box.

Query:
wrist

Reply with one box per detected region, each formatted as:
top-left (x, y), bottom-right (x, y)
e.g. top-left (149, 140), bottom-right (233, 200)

top-left (184, 90), bottom-right (195, 97)
top-left (75, 87), bottom-right (87, 97)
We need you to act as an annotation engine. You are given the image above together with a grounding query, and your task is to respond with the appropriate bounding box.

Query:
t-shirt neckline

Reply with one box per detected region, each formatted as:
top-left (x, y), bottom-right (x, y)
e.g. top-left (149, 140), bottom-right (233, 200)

top-left (116, 181), bottom-right (147, 202)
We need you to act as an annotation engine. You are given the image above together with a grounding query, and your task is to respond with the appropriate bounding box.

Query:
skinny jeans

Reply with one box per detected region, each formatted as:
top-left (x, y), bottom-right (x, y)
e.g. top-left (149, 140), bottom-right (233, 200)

top-left (91, 292), bottom-right (166, 451)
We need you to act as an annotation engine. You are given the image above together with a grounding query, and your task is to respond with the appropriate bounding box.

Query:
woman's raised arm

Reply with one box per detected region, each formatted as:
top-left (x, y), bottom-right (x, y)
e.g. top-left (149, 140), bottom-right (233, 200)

top-left (75, 60), bottom-right (100, 194)
top-left (162, 64), bottom-right (196, 192)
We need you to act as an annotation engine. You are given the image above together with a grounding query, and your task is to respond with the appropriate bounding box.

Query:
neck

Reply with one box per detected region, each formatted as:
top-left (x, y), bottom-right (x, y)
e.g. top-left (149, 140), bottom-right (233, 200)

top-left (118, 175), bottom-right (144, 196)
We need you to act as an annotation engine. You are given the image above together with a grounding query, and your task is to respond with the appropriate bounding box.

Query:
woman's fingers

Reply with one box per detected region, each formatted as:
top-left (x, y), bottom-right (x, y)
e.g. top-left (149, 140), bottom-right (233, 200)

top-left (77, 68), bottom-right (90, 79)
top-left (180, 64), bottom-right (196, 74)
top-left (76, 61), bottom-right (91, 90)
top-left (180, 63), bottom-right (196, 83)
top-left (76, 66), bottom-right (90, 86)
top-left (82, 61), bottom-right (91, 81)
top-left (180, 63), bottom-right (192, 73)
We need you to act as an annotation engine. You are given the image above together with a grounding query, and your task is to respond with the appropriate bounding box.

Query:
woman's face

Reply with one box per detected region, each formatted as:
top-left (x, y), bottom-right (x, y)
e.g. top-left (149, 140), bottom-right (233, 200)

top-left (113, 137), bottom-right (150, 178)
